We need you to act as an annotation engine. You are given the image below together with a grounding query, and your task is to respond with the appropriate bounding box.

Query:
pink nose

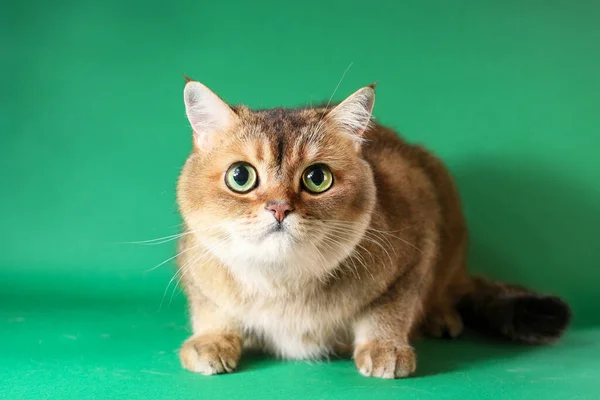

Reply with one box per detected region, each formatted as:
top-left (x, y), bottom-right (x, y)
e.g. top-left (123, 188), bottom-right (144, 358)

top-left (266, 202), bottom-right (294, 223)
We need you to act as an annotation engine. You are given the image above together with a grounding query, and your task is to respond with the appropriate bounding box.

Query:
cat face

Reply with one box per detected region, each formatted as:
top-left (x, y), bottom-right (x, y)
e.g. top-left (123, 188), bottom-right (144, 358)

top-left (177, 81), bottom-right (376, 286)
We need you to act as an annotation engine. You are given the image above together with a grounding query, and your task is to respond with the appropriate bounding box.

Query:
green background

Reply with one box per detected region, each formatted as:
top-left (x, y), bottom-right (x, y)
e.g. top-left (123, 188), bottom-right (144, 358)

top-left (2, 0), bottom-right (599, 398)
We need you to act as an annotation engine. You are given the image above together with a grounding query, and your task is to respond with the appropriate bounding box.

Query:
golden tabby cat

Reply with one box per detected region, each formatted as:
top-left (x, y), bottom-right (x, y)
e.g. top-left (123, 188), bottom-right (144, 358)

top-left (175, 77), bottom-right (570, 379)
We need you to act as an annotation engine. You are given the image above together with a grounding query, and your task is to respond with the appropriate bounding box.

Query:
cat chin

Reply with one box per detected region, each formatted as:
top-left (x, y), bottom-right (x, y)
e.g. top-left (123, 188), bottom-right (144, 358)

top-left (213, 233), bottom-right (309, 269)
top-left (204, 233), bottom-right (340, 288)
top-left (257, 226), bottom-right (296, 243)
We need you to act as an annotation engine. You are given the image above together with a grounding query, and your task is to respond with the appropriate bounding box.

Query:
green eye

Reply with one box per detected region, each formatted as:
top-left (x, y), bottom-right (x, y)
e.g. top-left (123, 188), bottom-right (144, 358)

top-left (302, 164), bottom-right (333, 194)
top-left (225, 162), bottom-right (258, 193)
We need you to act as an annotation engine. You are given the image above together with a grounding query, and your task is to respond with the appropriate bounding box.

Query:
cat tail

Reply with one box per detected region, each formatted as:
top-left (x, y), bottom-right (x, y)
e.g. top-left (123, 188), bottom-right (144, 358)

top-left (456, 276), bottom-right (572, 344)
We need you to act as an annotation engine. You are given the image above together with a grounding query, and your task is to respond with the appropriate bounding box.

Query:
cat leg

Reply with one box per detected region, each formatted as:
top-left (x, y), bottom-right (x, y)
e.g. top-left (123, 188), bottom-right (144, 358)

top-left (179, 293), bottom-right (242, 375)
top-left (352, 267), bottom-right (428, 379)
top-left (422, 305), bottom-right (464, 338)
top-left (422, 243), bottom-right (469, 339)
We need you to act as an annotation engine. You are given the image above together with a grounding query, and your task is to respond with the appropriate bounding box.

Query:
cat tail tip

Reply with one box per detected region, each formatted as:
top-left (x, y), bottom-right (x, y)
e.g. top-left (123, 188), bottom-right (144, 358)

top-left (457, 276), bottom-right (572, 345)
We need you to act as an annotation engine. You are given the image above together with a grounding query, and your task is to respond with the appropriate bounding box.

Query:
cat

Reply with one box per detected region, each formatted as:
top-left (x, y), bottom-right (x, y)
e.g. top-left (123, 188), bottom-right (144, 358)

top-left (175, 77), bottom-right (571, 379)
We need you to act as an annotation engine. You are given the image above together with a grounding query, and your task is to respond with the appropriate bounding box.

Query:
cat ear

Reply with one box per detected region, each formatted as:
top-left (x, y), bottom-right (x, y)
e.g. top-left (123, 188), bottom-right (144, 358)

top-left (326, 85), bottom-right (375, 146)
top-left (183, 80), bottom-right (237, 149)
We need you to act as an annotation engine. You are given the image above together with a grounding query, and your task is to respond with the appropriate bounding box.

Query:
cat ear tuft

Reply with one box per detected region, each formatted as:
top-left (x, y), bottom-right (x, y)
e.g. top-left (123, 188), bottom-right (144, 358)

top-left (327, 86), bottom-right (375, 143)
top-left (183, 81), bottom-right (237, 149)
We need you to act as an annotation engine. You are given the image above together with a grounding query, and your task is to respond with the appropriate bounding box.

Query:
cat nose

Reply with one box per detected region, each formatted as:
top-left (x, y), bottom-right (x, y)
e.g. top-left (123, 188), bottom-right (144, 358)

top-left (265, 202), bottom-right (295, 223)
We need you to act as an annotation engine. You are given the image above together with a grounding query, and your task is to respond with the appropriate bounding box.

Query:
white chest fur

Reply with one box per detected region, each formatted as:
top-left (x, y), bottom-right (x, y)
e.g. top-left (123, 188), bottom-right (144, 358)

top-left (232, 292), bottom-right (353, 359)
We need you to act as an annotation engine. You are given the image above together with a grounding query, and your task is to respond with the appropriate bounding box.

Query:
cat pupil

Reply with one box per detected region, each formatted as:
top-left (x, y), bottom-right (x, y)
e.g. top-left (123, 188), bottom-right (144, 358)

top-left (309, 169), bottom-right (324, 186)
top-left (233, 167), bottom-right (249, 185)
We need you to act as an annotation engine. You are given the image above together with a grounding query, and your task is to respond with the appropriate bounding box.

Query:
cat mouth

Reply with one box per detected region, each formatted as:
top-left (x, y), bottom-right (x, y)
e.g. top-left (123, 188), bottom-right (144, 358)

top-left (268, 223), bottom-right (285, 233)
top-left (261, 223), bottom-right (291, 239)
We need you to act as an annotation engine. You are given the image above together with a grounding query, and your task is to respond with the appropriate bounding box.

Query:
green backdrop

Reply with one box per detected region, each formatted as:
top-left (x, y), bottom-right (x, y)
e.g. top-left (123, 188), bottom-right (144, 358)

top-left (2, 0), bottom-right (599, 399)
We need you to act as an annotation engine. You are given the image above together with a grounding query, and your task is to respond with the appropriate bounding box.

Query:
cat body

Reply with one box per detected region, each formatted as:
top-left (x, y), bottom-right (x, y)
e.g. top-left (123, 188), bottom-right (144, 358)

top-left (175, 79), bottom-right (570, 378)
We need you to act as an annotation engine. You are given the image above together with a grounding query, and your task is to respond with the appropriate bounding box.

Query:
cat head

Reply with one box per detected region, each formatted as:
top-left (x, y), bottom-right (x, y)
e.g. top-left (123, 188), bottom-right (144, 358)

top-left (177, 79), bottom-right (377, 287)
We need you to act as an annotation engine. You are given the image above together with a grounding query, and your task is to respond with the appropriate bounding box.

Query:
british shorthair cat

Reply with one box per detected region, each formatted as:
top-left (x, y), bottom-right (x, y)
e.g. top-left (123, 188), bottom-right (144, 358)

top-left (175, 78), bottom-right (571, 378)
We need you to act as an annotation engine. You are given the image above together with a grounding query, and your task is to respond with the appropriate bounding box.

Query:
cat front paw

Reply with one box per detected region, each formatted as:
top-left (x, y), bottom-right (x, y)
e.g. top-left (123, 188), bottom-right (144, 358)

top-left (180, 333), bottom-right (242, 375)
top-left (354, 341), bottom-right (416, 379)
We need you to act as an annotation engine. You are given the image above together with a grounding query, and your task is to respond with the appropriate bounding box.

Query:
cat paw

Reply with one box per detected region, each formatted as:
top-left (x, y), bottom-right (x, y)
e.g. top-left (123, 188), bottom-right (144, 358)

top-left (424, 308), bottom-right (464, 339)
top-left (354, 341), bottom-right (417, 379)
top-left (180, 333), bottom-right (242, 375)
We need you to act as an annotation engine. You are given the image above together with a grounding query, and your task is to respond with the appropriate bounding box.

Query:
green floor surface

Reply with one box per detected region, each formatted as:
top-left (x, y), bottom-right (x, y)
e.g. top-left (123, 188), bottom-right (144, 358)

top-left (2, 292), bottom-right (598, 400)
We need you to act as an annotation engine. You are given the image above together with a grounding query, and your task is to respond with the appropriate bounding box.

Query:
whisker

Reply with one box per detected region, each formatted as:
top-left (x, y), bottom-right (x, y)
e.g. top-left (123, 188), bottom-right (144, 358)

top-left (119, 224), bottom-right (224, 246)
top-left (159, 235), bottom-right (230, 310)
top-left (168, 249), bottom-right (215, 308)
top-left (117, 232), bottom-right (188, 246)
top-left (324, 226), bottom-right (396, 268)
top-left (320, 219), bottom-right (419, 235)
top-left (322, 220), bottom-right (422, 254)
top-left (321, 234), bottom-right (374, 280)
top-left (145, 244), bottom-right (199, 273)
top-left (310, 62), bottom-right (354, 141)
top-left (159, 250), bottom-right (203, 311)
top-left (325, 62), bottom-right (354, 110)
top-left (144, 226), bottom-right (225, 273)
top-left (319, 236), bottom-right (359, 279)
top-left (347, 249), bottom-right (374, 280)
